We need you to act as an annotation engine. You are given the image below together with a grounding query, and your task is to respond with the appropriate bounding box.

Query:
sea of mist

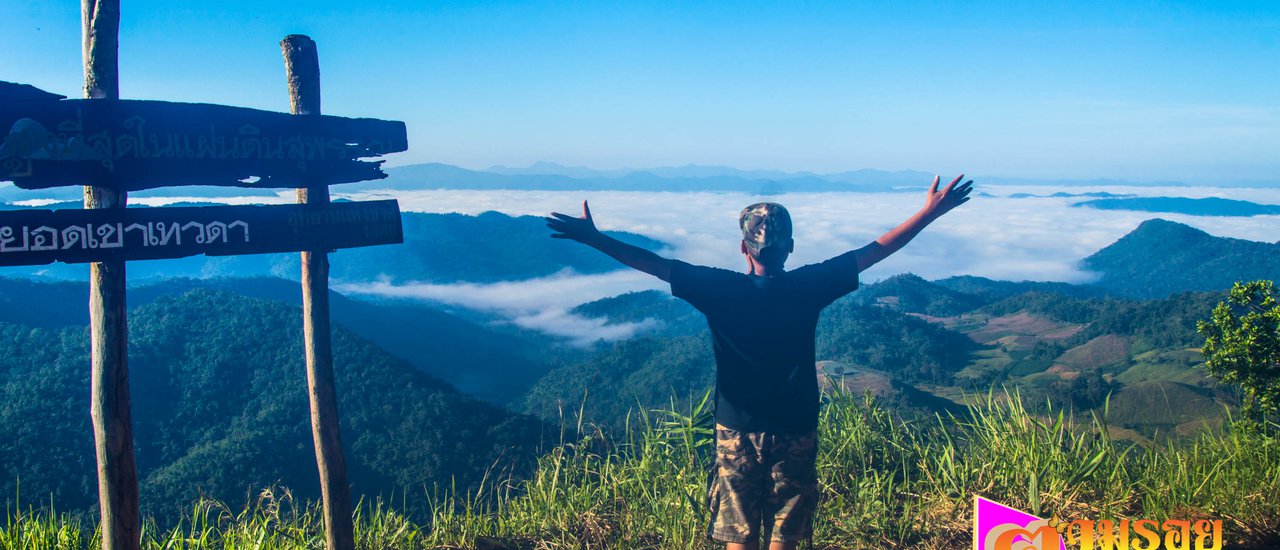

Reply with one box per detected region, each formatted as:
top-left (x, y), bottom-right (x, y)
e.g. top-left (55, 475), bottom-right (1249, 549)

top-left (28, 184), bottom-right (1280, 344)
top-left (325, 184), bottom-right (1280, 343)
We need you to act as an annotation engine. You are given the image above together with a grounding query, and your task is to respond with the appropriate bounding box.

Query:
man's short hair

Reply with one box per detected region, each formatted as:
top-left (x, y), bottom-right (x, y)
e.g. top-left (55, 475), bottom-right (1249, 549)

top-left (739, 202), bottom-right (793, 256)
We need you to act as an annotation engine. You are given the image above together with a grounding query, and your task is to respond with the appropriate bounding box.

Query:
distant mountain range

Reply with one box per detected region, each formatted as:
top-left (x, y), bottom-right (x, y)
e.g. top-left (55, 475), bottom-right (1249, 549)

top-left (9, 163), bottom-right (1268, 201)
top-left (483, 161), bottom-right (936, 187)
top-left (349, 163), bottom-right (1203, 193)
top-left (1074, 196), bottom-right (1280, 217)
top-left (352, 163), bottom-right (926, 194)
top-left (469, 162), bottom-right (1210, 189)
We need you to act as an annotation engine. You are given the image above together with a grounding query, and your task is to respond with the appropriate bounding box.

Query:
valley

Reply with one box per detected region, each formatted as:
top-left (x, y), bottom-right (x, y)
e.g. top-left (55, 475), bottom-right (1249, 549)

top-left (0, 200), bottom-right (1274, 524)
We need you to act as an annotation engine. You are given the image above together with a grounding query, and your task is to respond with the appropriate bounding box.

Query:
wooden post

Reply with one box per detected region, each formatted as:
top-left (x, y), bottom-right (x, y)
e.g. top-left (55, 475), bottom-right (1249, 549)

top-left (281, 34), bottom-right (356, 550)
top-left (83, 1), bottom-right (139, 550)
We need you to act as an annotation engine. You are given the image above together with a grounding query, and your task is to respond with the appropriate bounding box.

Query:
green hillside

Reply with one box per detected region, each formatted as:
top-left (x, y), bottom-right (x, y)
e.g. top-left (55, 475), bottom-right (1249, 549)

top-left (934, 219), bottom-right (1280, 301)
top-left (520, 335), bottom-right (715, 423)
top-left (933, 274), bottom-right (1107, 301)
top-left (0, 276), bottom-right (560, 405)
top-left (553, 272), bottom-right (1238, 439)
top-left (0, 289), bottom-right (544, 521)
top-left (1108, 380), bottom-right (1230, 436)
top-left (569, 290), bottom-right (702, 336)
top-left (526, 288), bottom-right (973, 426)
top-left (851, 273), bottom-right (989, 316)
top-left (941, 290), bottom-right (1229, 437)
top-left (1084, 218), bottom-right (1280, 298)
top-left (0, 215), bottom-right (1277, 547)
top-left (133, 277), bottom-right (563, 405)
top-left (6, 389), bottom-right (1278, 548)
top-left (0, 277), bottom-right (87, 328)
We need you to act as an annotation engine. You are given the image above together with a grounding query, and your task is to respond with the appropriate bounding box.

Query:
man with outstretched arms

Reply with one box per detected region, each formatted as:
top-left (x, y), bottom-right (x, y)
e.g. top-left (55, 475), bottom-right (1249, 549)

top-left (546, 175), bottom-right (973, 550)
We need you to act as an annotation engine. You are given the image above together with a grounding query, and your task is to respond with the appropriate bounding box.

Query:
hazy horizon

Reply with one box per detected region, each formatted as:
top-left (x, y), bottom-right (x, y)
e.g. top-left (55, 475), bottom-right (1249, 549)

top-left (389, 160), bottom-right (1274, 187)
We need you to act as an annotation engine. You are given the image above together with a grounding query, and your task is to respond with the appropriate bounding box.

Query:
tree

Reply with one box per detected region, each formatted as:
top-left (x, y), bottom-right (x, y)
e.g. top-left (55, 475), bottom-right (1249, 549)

top-left (1197, 280), bottom-right (1280, 420)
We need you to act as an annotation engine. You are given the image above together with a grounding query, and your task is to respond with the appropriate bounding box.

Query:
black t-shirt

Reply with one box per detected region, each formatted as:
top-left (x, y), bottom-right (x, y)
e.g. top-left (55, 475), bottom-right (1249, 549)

top-left (669, 251), bottom-right (860, 433)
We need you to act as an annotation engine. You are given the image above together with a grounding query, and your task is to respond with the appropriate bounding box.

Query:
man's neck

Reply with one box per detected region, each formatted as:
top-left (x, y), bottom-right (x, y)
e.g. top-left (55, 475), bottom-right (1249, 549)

top-left (747, 257), bottom-right (784, 277)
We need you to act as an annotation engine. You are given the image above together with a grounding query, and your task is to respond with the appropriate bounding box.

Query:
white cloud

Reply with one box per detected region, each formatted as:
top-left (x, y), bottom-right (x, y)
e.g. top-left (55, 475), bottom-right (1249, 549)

top-left (508, 309), bottom-right (660, 347)
top-left (335, 269), bottom-right (668, 345)
top-left (126, 192), bottom-right (296, 207)
top-left (337, 185), bottom-right (1280, 282)
top-left (328, 185), bottom-right (1280, 342)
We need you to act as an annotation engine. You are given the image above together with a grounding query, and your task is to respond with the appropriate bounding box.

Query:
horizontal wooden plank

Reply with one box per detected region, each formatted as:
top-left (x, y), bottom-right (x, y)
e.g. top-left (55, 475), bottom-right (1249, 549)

top-left (0, 200), bottom-right (402, 266)
top-left (0, 87), bottom-right (408, 191)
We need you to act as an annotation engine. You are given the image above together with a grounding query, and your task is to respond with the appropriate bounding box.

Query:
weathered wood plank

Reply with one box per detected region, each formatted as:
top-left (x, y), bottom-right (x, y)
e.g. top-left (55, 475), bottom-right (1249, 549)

top-left (0, 199), bottom-right (402, 266)
top-left (0, 87), bottom-right (408, 191)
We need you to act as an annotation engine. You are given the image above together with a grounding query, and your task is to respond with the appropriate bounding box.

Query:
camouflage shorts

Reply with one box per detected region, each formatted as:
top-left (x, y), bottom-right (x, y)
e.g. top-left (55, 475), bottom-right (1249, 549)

top-left (707, 423), bottom-right (819, 544)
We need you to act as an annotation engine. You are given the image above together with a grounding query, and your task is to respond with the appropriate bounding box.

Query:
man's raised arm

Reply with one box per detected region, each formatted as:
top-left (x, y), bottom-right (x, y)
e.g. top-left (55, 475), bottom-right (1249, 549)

top-left (852, 174), bottom-right (973, 272)
top-left (546, 200), bottom-right (674, 282)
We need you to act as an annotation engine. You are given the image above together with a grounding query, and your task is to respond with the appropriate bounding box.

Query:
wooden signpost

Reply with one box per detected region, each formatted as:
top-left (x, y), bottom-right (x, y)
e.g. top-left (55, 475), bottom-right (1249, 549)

top-left (2, 2), bottom-right (406, 549)
top-left (0, 200), bottom-right (402, 266)
top-left (0, 90), bottom-right (406, 191)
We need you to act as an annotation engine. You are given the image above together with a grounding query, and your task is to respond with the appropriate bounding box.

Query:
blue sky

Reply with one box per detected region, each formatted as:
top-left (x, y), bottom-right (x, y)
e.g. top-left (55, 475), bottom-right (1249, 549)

top-left (2, 1), bottom-right (1277, 183)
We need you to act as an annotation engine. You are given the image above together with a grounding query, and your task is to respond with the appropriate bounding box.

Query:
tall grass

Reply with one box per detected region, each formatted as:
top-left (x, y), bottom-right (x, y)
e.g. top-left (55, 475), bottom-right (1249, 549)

top-left (4, 387), bottom-right (1278, 549)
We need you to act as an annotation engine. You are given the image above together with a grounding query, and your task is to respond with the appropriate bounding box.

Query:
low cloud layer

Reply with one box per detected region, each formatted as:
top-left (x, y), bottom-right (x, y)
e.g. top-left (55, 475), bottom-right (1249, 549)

top-left (15, 180), bottom-right (1273, 343)
top-left (341, 185), bottom-right (1280, 281)
top-left (336, 269), bottom-right (668, 345)
top-left (333, 185), bottom-right (1280, 343)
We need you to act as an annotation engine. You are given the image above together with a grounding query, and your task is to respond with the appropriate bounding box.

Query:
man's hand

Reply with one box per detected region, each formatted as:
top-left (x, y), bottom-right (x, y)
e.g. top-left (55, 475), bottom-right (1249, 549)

top-left (923, 174), bottom-right (974, 219)
top-left (851, 173), bottom-right (975, 272)
top-left (545, 199), bottom-right (673, 281)
top-left (546, 200), bottom-right (603, 245)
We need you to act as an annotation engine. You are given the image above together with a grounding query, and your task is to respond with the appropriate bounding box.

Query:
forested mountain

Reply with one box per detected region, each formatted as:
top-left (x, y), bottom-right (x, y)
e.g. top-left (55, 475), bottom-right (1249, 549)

top-left (0, 289), bottom-right (544, 521)
top-left (816, 295), bottom-right (975, 384)
top-left (839, 279), bottom-right (1235, 436)
top-left (569, 290), bottom-right (702, 337)
top-left (533, 261), bottom-right (1238, 438)
top-left (0, 277), bottom-right (88, 328)
top-left (527, 287), bottom-right (974, 425)
top-left (521, 335), bottom-right (716, 423)
top-left (849, 273), bottom-right (990, 316)
top-left (0, 276), bottom-right (559, 405)
top-left (1083, 218), bottom-right (1280, 298)
top-left (931, 274), bottom-right (1108, 301)
top-left (926, 218), bottom-right (1280, 302)
top-left (0, 214), bottom-right (1268, 525)
top-left (0, 210), bottom-right (664, 284)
